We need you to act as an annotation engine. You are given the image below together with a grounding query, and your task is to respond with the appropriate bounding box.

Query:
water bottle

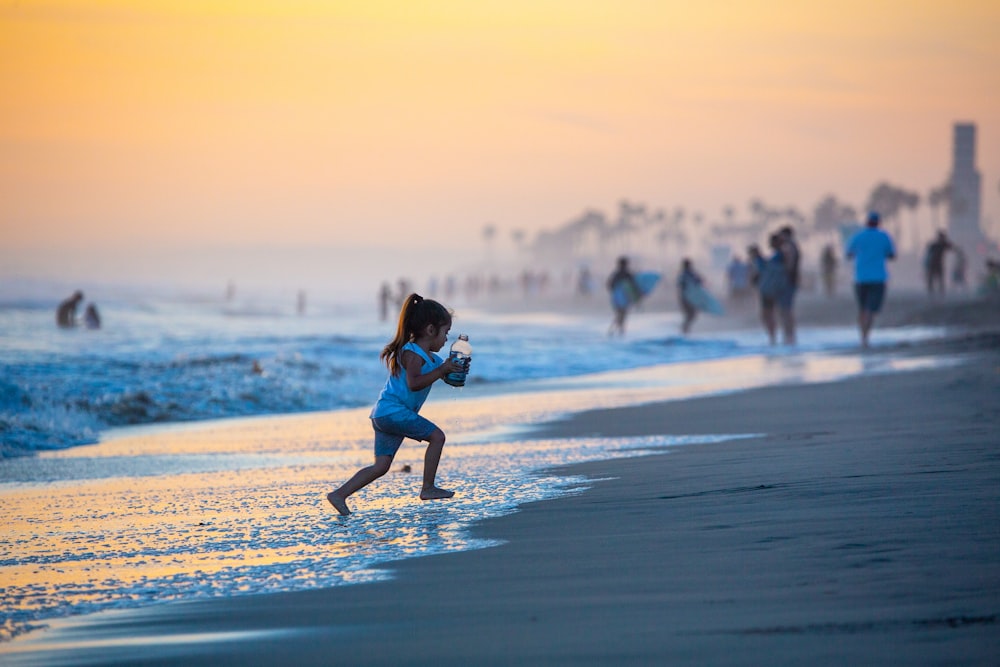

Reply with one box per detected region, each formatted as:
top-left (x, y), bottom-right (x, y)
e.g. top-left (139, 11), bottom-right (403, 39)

top-left (444, 334), bottom-right (472, 387)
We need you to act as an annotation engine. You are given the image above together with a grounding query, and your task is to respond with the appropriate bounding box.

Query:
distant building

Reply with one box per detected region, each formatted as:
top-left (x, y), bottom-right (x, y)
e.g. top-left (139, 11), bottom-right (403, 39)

top-left (947, 123), bottom-right (992, 256)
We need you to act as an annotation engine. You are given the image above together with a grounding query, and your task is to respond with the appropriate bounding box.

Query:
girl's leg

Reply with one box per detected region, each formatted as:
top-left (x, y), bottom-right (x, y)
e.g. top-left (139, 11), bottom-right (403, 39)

top-left (419, 428), bottom-right (454, 500)
top-left (328, 455), bottom-right (393, 515)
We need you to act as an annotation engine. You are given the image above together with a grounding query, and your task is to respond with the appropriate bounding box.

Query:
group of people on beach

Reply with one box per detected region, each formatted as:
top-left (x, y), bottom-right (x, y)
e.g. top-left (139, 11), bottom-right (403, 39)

top-left (605, 213), bottom-right (899, 349)
top-left (746, 226), bottom-right (802, 346)
top-left (739, 214), bottom-right (896, 348)
top-left (331, 214), bottom-right (894, 516)
top-left (742, 213), bottom-right (896, 348)
top-left (56, 291), bottom-right (100, 329)
top-left (326, 208), bottom-right (947, 517)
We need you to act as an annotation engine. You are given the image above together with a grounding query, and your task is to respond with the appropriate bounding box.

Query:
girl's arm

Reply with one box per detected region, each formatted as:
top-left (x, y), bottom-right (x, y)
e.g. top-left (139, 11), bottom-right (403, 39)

top-left (402, 350), bottom-right (464, 392)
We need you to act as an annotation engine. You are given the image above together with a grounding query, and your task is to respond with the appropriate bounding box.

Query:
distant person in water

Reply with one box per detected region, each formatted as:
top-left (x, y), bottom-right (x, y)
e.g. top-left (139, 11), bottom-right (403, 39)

top-left (56, 291), bottom-right (84, 328)
top-left (606, 256), bottom-right (641, 337)
top-left (83, 303), bottom-right (101, 329)
top-left (676, 258), bottom-right (703, 335)
top-left (378, 282), bottom-right (393, 321)
top-left (747, 244), bottom-right (763, 290)
top-left (846, 211), bottom-right (896, 348)
top-left (327, 293), bottom-right (467, 516)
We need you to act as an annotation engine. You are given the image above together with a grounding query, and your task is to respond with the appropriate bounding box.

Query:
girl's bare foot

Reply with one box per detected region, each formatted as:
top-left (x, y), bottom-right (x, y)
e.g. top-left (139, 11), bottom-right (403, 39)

top-left (419, 486), bottom-right (455, 501)
top-left (327, 491), bottom-right (351, 516)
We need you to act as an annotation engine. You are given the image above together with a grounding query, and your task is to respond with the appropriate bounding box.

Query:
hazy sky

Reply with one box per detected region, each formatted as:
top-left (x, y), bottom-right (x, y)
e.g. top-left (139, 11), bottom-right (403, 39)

top-left (2, 0), bottom-right (999, 288)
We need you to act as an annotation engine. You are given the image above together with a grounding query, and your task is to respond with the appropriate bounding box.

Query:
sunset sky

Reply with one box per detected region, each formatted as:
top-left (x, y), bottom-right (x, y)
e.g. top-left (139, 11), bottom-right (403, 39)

top-left (2, 0), bottom-right (999, 290)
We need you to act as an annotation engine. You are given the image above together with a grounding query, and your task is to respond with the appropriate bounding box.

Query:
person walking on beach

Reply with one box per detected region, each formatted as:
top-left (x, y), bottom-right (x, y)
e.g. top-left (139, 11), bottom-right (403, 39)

top-left (924, 231), bottom-right (952, 296)
top-left (846, 211), bottom-right (896, 348)
top-left (777, 226), bottom-right (800, 344)
top-left (820, 244), bottom-right (838, 297)
top-left (606, 256), bottom-right (641, 337)
top-left (753, 234), bottom-right (795, 346)
top-left (677, 258), bottom-right (703, 335)
top-left (327, 294), bottom-right (467, 516)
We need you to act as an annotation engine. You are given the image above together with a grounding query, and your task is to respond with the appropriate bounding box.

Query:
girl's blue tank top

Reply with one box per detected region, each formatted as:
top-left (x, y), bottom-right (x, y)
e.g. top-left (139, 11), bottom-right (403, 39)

top-left (370, 342), bottom-right (442, 418)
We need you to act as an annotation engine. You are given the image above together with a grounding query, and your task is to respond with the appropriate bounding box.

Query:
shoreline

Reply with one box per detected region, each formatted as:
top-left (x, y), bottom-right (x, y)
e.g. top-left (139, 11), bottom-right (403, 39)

top-left (4, 289), bottom-right (995, 461)
top-left (3, 334), bottom-right (998, 665)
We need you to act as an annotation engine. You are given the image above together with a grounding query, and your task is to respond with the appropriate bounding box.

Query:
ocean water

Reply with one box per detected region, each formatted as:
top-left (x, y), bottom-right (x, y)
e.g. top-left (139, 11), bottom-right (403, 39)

top-left (0, 289), bottom-right (948, 457)
top-left (0, 286), bottom-right (955, 642)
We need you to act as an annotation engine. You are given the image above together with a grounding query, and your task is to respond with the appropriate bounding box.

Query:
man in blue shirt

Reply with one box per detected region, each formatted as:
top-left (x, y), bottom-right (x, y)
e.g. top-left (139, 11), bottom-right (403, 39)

top-left (846, 211), bottom-right (896, 347)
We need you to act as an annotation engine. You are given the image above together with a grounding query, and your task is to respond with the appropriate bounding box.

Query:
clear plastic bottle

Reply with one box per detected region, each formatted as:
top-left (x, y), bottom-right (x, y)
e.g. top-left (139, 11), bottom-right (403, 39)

top-left (444, 334), bottom-right (472, 387)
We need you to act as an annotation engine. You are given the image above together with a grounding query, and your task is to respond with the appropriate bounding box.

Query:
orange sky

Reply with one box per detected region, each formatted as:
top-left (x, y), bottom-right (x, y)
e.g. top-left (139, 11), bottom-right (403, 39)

top-left (1, 1), bottom-right (999, 285)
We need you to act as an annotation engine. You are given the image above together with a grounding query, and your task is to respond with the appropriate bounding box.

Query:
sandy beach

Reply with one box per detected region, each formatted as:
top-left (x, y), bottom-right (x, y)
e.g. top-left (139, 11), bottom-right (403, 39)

top-left (3, 321), bottom-right (998, 666)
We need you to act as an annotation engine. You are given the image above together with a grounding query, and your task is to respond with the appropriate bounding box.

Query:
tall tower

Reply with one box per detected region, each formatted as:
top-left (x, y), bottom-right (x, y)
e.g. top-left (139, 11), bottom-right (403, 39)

top-left (947, 123), bottom-right (984, 253)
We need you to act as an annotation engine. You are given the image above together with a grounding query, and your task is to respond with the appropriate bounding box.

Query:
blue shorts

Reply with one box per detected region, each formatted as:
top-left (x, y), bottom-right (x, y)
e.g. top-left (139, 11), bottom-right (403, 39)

top-left (371, 412), bottom-right (438, 457)
top-left (855, 282), bottom-right (886, 313)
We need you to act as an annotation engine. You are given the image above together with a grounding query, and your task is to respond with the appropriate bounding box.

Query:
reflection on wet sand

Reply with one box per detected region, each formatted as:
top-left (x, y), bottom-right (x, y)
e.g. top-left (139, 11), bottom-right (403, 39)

top-left (0, 350), bottom-right (959, 639)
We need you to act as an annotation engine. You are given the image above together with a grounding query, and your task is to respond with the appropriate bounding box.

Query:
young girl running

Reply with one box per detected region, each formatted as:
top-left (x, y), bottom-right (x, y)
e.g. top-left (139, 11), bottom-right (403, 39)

top-left (327, 293), bottom-right (467, 516)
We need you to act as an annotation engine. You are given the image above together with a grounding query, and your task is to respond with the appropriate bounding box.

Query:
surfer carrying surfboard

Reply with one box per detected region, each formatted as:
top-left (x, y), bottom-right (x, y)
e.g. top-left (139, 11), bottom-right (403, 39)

top-left (606, 256), bottom-right (642, 336)
top-left (677, 258), bottom-right (704, 334)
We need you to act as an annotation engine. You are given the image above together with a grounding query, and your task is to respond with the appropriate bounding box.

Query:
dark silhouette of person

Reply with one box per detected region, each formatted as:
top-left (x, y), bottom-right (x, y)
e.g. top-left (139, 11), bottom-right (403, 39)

top-left (747, 244), bottom-right (763, 289)
top-left (924, 231), bottom-right (952, 295)
top-left (56, 291), bottom-right (84, 328)
top-left (677, 258), bottom-right (703, 335)
top-left (754, 234), bottom-right (794, 346)
top-left (820, 244), bottom-right (838, 297)
top-left (777, 226), bottom-right (800, 344)
top-left (83, 303), bottom-right (101, 329)
top-left (606, 256), bottom-right (641, 337)
top-left (379, 282), bottom-right (393, 321)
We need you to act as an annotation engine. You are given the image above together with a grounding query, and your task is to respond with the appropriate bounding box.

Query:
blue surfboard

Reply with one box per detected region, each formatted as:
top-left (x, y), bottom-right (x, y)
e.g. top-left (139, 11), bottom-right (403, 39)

top-left (611, 271), bottom-right (661, 309)
top-left (683, 283), bottom-right (725, 315)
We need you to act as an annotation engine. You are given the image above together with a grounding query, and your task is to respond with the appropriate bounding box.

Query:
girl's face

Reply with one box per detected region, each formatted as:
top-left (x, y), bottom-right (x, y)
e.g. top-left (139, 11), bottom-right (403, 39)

top-left (427, 322), bottom-right (451, 352)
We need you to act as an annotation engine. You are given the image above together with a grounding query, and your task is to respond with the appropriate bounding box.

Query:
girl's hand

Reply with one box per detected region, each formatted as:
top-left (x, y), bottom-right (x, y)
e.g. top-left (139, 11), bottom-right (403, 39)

top-left (440, 358), bottom-right (466, 377)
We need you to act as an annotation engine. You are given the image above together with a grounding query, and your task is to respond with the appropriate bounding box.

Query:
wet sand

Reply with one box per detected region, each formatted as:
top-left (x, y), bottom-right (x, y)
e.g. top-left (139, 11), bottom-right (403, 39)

top-left (4, 333), bottom-right (998, 666)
